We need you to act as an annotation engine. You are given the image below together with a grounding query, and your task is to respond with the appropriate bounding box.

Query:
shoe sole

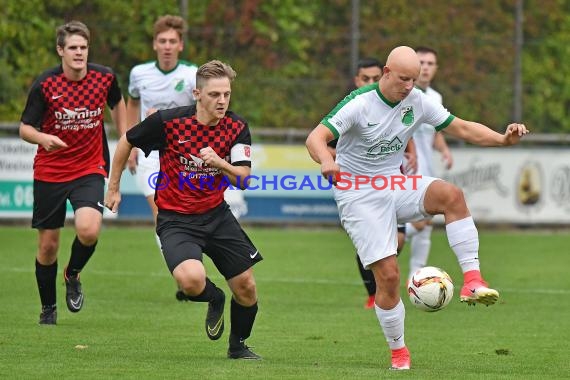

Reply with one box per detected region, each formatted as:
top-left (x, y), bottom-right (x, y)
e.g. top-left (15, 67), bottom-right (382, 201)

top-left (227, 354), bottom-right (262, 360)
top-left (460, 289), bottom-right (499, 306)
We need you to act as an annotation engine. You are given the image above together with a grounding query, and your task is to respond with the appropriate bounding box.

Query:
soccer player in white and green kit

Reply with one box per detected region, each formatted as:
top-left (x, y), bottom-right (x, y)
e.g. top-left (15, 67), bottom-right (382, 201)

top-left (126, 15), bottom-right (198, 250)
top-left (306, 46), bottom-right (528, 370)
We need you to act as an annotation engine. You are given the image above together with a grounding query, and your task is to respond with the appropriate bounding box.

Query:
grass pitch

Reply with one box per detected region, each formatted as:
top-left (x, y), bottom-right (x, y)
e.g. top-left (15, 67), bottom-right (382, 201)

top-left (0, 225), bottom-right (569, 379)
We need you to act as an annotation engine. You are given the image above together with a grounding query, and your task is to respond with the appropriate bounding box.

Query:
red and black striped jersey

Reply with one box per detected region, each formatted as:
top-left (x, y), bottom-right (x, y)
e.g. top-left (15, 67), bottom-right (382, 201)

top-left (126, 105), bottom-right (252, 214)
top-left (20, 63), bottom-right (123, 182)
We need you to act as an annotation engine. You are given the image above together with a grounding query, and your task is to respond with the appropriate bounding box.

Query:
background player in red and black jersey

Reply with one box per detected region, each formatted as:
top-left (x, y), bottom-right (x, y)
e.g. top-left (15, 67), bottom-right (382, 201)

top-left (19, 21), bottom-right (127, 325)
top-left (105, 60), bottom-right (262, 360)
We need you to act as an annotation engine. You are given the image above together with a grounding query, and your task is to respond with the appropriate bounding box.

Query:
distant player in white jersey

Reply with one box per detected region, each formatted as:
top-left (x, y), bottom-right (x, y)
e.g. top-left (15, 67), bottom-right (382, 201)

top-left (306, 46), bottom-right (528, 370)
top-left (127, 16), bottom-right (248, 244)
top-left (127, 15), bottom-right (197, 245)
top-left (405, 46), bottom-right (453, 282)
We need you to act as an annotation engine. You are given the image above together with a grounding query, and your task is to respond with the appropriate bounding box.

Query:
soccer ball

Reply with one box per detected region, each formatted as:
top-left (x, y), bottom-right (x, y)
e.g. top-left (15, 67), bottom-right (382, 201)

top-left (408, 266), bottom-right (454, 312)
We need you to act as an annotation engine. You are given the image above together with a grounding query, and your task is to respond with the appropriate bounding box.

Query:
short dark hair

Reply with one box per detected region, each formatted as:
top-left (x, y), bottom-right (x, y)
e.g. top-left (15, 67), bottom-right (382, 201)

top-left (196, 60), bottom-right (237, 89)
top-left (356, 57), bottom-right (383, 74)
top-left (414, 46), bottom-right (438, 57)
top-left (56, 21), bottom-right (90, 48)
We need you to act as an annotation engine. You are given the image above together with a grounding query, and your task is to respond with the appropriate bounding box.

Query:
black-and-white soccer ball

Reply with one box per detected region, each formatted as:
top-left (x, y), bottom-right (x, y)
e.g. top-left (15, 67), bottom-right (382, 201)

top-left (408, 266), bottom-right (454, 312)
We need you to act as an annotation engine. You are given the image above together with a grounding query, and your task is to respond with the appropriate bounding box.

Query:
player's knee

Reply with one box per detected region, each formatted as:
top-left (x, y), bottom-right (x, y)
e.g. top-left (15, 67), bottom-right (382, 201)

top-left (76, 229), bottom-right (99, 246)
top-left (232, 275), bottom-right (257, 305)
top-left (178, 276), bottom-right (206, 296)
top-left (443, 185), bottom-right (467, 211)
top-left (38, 239), bottom-right (59, 259)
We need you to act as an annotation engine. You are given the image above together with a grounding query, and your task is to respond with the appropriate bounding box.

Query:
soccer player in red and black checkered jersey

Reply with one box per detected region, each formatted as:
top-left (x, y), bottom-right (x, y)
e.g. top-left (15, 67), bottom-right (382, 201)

top-left (19, 21), bottom-right (127, 325)
top-left (105, 60), bottom-right (262, 360)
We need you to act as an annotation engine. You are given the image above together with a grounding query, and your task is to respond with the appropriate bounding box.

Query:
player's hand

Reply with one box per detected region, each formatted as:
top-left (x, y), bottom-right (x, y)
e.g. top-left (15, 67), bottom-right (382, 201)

top-left (41, 134), bottom-right (68, 152)
top-left (321, 160), bottom-right (340, 185)
top-left (441, 150), bottom-right (453, 170)
top-left (504, 123), bottom-right (529, 146)
top-left (127, 149), bottom-right (138, 174)
top-left (200, 147), bottom-right (223, 167)
top-left (104, 188), bottom-right (121, 213)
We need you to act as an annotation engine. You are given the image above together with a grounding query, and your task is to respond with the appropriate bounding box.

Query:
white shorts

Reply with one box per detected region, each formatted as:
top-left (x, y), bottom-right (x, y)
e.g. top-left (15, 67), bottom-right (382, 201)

top-left (135, 150), bottom-right (160, 197)
top-left (334, 175), bottom-right (439, 268)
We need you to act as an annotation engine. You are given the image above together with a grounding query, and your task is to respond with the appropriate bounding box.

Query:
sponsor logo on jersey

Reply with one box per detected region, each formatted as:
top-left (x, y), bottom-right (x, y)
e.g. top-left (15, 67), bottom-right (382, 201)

top-left (366, 136), bottom-right (404, 157)
top-left (55, 107), bottom-right (102, 120)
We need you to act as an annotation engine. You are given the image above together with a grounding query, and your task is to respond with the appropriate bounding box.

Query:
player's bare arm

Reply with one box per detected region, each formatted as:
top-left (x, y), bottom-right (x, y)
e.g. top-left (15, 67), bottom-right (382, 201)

top-left (19, 122), bottom-right (69, 151)
top-left (126, 97), bottom-right (141, 174)
top-left (104, 134), bottom-right (133, 213)
top-left (306, 124), bottom-right (340, 182)
top-left (199, 146), bottom-right (251, 189)
top-left (443, 117), bottom-right (528, 147)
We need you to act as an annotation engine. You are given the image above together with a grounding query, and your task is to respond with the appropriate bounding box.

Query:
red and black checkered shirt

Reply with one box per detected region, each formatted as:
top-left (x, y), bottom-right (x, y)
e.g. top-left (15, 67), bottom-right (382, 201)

top-left (20, 63), bottom-right (123, 182)
top-left (126, 105), bottom-right (252, 214)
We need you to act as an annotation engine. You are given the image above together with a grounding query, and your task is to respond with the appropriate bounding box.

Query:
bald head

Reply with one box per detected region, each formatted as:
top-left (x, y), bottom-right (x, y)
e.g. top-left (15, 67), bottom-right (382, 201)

top-left (379, 46), bottom-right (420, 102)
top-left (385, 46), bottom-right (420, 76)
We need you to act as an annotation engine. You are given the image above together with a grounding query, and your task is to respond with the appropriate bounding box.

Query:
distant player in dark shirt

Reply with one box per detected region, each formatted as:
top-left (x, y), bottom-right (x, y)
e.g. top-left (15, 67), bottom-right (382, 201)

top-left (105, 60), bottom-right (262, 360)
top-left (19, 21), bottom-right (127, 325)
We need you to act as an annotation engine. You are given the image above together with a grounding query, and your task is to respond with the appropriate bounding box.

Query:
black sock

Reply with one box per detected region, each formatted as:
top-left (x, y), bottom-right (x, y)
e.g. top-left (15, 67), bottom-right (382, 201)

top-left (356, 254), bottom-right (376, 296)
top-left (184, 278), bottom-right (221, 302)
top-left (229, 298), bottom-right (258, 347)
top-left (35, 259), bottom-right (57, 308)
top-left (66, 236), bottom-right (97, 278)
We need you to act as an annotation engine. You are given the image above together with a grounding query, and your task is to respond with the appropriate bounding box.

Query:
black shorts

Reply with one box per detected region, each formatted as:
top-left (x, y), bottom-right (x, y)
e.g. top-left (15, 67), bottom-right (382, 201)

top-left (32, 174), bottom-right (104, 229)
top-left (156, 202), bottom-right (262, 279)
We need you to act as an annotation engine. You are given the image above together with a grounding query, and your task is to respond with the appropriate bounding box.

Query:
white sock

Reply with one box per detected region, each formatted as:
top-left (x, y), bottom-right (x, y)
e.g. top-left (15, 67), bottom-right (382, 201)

top-left (375, 299), bottom-right (406, 350)
top-left (408, 225), bottom-right (433, 279)
top-left (405, 223), bottom-right (419, 240)
top-left (446, 216), bottom-right (480, 273)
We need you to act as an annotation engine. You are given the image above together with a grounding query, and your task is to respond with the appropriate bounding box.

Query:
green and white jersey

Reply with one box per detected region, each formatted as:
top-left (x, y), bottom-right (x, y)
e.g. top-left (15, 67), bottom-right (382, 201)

top-left (412, 86), bottom-right (443, 177)
top-left (321, 85), bottom-right (454, 176)
top-left (128, 60), bottom-right (197, 121)
top-left (128, 60), bottom-right (198, 159)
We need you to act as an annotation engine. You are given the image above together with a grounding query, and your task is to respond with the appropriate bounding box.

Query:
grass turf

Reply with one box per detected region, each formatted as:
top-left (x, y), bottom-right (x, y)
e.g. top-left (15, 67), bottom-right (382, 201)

top-left (0, 226), bottom-right (569, 379)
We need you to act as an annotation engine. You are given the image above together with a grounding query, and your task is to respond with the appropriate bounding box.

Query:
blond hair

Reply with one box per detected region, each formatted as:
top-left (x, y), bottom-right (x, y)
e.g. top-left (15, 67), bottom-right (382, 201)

top-left (196, 60), bottom-right (237, 89)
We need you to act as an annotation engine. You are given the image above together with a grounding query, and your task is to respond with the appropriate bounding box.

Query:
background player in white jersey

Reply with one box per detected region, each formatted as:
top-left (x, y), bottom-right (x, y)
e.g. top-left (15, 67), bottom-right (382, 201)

top-left (127, 15), bottom-right (197, 250)
top-left (127, 16), bottom-right (248, 252)
top-left (405, 46), bottom-right (453, 282)
top-left (306, 46), bottom-right (528, 370)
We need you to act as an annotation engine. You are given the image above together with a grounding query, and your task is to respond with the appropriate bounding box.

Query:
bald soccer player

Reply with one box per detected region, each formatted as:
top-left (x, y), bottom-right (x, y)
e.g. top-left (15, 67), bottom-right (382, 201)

top-left (306, 46), bottom-right (528, 370)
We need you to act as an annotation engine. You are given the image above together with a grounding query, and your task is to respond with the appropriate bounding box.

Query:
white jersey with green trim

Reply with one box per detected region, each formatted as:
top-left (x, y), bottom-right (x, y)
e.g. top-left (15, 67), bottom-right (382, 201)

top-left (321, 85), bottom-right (453, 177)
top-left (128, 60), bottom-right (197, 160)
top-left (412, 86), bottom-right (443, 177)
